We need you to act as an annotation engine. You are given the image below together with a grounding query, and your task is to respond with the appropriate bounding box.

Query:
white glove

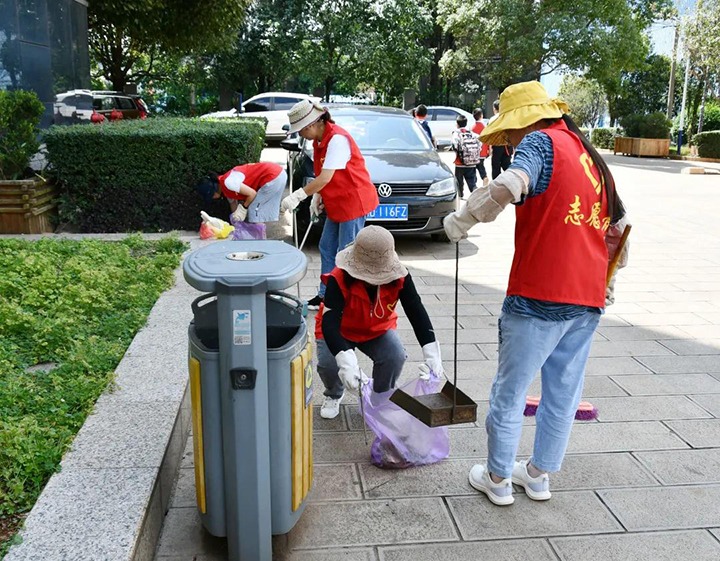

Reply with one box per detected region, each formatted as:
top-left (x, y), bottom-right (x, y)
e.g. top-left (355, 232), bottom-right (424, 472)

top-left (443, 208), bottom-right (477, 243)
top-left (200, 211), bottom-right (225, 230)
top-left (309, 193), bottom-right (324, 220)
top-left (231, 204), bottom-right (247, 222)
top-left (418, 341), bottom-right (444, 379)
top-left (335, 349), bottom-right (363, 390)
top-left (280, 188), bottom-right (308, 212)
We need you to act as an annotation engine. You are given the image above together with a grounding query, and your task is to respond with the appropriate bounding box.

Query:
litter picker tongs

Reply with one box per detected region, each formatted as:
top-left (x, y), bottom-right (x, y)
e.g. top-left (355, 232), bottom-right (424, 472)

top-left (389, 241), bottom-right (477, 428)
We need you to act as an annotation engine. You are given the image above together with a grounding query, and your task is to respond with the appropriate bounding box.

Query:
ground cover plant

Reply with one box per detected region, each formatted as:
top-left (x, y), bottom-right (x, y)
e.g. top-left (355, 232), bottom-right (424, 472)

top-left (0, 236), bottom-right (186, 556)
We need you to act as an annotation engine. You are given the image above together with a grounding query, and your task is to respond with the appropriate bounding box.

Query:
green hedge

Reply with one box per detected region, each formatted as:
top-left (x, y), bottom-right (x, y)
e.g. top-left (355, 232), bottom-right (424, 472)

top-left (693, 130), bottom-right (720, 159)
top-left (591, 128), bottom-right (621, 150)
top-left (619, 112), bottom-right (671, 139)
top-left (43, 117), bottom-right (265, 232)
top-left (0, 90), bottom-right (46, 180)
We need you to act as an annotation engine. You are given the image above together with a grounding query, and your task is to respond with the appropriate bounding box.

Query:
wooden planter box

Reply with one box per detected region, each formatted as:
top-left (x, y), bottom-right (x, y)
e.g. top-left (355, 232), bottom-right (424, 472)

top-left (613, 137), bottom-right (670, 157)
top-left (0, 178), bottom-right (58, 234)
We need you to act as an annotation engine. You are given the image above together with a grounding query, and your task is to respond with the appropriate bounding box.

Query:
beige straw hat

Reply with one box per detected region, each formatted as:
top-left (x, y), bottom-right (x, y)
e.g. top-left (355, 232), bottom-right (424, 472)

top-left (287, 99), bottom-right (326, 133)
top-left (335, 226), bottom-right (408, 285)
top-left (479, 81), bottom-right (570, 146)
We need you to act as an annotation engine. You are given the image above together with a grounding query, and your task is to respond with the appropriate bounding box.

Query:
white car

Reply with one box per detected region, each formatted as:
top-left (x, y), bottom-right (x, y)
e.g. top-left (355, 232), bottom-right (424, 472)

top-left (201, 92), bottom-right (321, 141)
top-left (425, 106), bottom-right (477, 146)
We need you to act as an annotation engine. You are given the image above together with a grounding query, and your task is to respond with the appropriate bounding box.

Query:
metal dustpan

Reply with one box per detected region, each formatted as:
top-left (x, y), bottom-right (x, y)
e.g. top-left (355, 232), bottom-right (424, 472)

top-left (390, 380), bottom-right (477, 427)
top-left (389, 241), bottom-right (477, 428)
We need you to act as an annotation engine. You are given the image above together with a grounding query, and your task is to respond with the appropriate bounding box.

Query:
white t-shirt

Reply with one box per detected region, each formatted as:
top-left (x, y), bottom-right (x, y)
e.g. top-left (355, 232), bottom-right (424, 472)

top-left (322, 135), bottom-right (351, 170)
top-left (223, 170), bottom-right (246, 193)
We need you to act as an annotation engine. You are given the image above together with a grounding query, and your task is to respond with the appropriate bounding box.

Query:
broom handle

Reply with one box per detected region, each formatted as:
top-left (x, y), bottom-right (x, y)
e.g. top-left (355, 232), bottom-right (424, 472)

top-left (452, 241), bottom-right (459, 422)
top-left (606, 224), bottom-right (632, 287)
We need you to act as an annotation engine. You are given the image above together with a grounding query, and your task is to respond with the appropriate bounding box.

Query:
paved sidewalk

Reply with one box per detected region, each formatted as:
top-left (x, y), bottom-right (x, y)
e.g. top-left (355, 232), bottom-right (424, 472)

top-left (154, 154), bottom-right (720, 561)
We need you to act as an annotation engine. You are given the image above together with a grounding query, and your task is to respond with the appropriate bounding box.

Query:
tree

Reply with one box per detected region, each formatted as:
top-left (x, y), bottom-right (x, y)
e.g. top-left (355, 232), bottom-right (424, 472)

top-left (558, 75), bottom-right (607, 128)
top-left (436, 0), bottom-right (671, 91)
top-left (684, 0), bottom-right (720, 132)
top-left (610, 55), bottom-right (672, 123)
top-left (88, 0), bottom-right (250, 91)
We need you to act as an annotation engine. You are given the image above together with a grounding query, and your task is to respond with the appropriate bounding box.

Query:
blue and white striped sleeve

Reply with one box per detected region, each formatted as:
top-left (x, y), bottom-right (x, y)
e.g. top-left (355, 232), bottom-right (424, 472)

top-left (508, 131), bottom-right (554, 197)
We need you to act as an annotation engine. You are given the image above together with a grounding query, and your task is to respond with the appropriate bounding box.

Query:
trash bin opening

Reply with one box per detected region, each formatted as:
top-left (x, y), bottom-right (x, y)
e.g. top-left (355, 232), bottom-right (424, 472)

top-left (226, 251), bottom-right (265, 261)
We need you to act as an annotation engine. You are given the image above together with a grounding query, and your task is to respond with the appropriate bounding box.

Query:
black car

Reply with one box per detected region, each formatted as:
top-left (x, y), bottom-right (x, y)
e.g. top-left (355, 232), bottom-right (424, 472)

top-left (281, 106), bottom-right (458, 242)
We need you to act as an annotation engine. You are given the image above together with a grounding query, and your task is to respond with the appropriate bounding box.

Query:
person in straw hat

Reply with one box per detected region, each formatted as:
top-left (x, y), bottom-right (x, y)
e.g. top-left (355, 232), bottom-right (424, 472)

top-left (314, 225), bottom-right (443, 419)
top-left (282, 99), bottom-right (379, 311)
top-left (443, 80), bottom-right (630, 506)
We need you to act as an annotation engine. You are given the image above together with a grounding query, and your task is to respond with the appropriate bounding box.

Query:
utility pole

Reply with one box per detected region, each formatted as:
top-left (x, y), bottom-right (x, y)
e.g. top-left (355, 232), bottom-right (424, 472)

top-left (667, 21), bottom-right (680, 119)
top-left (677, 53), bottom-right (691, 154)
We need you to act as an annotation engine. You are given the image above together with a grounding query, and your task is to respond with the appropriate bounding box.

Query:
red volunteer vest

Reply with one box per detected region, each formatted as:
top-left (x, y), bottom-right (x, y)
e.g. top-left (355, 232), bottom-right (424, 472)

top-left (313, 123), bottom-right (378, 222)
top-left (314, 268), bottom-right (405, 343)
top-left (506, 120), bottom-right (609, 307)
top-left (472, 122), bottom-right (490, 157)
top-left (219, 162), bottom-right (283, 201)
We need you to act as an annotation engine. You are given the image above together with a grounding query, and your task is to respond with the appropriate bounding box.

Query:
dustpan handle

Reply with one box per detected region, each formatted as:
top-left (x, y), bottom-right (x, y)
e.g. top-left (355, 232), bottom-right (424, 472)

top-left (452, 241), bottom-right (459, 422)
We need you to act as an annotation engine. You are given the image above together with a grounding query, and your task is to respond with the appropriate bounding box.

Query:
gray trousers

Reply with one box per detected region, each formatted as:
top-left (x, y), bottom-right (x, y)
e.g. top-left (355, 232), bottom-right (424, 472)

top-left (316, 330), bottom-right (407, 398)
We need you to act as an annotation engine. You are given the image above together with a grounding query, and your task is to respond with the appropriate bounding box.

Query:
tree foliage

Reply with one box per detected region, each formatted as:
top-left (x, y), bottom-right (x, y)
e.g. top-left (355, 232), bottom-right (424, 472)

top-left (684, 0), bottom-right (720, 82)
top-left (88, 0), bottom-right (250, 91)
top-left (437, 0), bottom-right (671, 90)
top-left (610, 54), bottom-right (672, 123)
top-left (558, 75), bottom-right (607, 128)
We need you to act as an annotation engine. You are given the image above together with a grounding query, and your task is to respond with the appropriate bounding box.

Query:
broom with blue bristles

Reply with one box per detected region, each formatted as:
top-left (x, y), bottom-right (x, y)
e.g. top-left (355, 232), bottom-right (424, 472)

top-left (523, 224), bottom-right (632, 422)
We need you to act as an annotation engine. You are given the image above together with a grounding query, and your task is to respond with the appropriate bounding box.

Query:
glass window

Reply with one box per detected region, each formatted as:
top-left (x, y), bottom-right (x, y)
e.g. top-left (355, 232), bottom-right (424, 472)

top-left (434, 109), bottom-right (459, 121)
top-left (333, 114), bottom-right (432, 151)
top-left (273, 96), bottom-right (300, 110)
top-left (116, 96), bottom-right (135, 110)
top-left (94, 96), bottom-right (115, 110)
top-left (243, 97), bottom-right (270, 112)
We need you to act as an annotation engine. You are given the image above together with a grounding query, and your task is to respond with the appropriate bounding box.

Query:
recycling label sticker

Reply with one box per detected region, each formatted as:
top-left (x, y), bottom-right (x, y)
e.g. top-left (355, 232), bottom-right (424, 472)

top-left (233, 310), bottom-right (251, 345)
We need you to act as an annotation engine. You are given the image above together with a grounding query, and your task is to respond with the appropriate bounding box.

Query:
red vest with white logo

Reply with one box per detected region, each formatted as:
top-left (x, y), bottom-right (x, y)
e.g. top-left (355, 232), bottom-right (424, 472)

top-left (313, 122), bottom-right (378, 222)
top-left (314, 268), bottom-right (405, 343)
top-left (506, 120), bottom-right (609, 307)
top-left (472, 122), bottom-right (490, 157)
top-left (219, 162), bottom-right (283, 201)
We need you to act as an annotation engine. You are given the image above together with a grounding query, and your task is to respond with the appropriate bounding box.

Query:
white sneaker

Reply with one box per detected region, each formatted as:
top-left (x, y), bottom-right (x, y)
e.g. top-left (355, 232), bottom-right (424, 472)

top-left (468, 464), bottom-right (514, 506)
top-left (320, 394), bottom-right (343, 419)
top-left (512, 460), bottom-right (551, 501)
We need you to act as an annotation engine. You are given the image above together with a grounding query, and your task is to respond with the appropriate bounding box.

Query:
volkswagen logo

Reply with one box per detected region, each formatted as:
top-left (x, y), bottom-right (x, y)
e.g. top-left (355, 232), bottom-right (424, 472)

top-left (377, 183), bottom-right (392, 198)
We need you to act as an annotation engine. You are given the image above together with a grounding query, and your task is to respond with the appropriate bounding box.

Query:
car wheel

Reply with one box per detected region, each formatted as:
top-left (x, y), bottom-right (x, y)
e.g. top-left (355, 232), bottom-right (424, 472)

top-left (431, 231), bottom-right (452, 243)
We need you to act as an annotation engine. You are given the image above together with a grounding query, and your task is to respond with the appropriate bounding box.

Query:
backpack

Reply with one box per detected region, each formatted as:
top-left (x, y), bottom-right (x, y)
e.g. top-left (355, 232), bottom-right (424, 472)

top-left (455, 129), bottom-right (482, 166)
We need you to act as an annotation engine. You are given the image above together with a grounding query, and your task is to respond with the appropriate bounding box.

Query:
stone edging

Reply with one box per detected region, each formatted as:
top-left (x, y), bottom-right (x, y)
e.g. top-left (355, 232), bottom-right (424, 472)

top-left (5, 236), bottom-right (206, 561)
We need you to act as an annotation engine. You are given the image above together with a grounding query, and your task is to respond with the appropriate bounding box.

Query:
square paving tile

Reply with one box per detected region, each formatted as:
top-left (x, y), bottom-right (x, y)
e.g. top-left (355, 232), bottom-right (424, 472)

top-left (636, 355), bottom-right (720, 374)
top-left (610, 374), bottom-right (720, 395)
top-left (689, 394), bottom-right (720, 417)
top-left (285, 549), bottom-right (377, 561)
top-left (155, 508), bottom-right (227, 558)
top-left (636, 448), bottom-right (720, 485)
top-left (360, 459), bottom-right (478, 499)
top-left (447, 491), bottom-right (622, 540)
top-left (287, 498), bottom-right (457, 549)
top-left (307, 464), bottom-right (363, 502)
top-left (599, 485), bottom-right (720, 530)
top-left (550, 530), bottom-right (720, 561)
top-left (548, 453), bottom-right (658, 489)
top-left (378, 539), bottom-right (557, 561)
top-left (664, 419), bottom-right (720, 447)
top-left (584, 357), bottom-right (652, 376)
top-left (590, 396), bottom-right (712, 422)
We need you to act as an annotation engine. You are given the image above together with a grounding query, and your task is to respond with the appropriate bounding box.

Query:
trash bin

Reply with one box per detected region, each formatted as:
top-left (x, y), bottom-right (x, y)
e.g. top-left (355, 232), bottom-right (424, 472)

top-left (183, 240), bottom-right (311, 561)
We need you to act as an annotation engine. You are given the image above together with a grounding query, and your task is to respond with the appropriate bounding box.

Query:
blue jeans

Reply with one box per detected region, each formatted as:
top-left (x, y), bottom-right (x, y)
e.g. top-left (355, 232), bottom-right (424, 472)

top-left (316, 331), bottom-right (407, 398)
top-left (317, 215), bottom-right (366, 297)
top-left (486, 310), bottom-right (601, 478)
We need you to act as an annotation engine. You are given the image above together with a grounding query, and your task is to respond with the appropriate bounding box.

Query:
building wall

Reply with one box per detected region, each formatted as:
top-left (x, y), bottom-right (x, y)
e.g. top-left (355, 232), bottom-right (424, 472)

top-left (0, 0), bottom-right (90, 126)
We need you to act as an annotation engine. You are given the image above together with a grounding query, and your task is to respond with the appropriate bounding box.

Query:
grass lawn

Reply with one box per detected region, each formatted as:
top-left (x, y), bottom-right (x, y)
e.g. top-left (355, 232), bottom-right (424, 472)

top-left (0, 235), bottom-right (186, 556)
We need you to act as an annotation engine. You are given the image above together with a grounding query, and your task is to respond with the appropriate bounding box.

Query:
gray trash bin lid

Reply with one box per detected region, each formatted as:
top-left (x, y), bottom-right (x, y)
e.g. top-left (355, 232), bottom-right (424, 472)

top-left (183, 240), bottom-right (307, 293)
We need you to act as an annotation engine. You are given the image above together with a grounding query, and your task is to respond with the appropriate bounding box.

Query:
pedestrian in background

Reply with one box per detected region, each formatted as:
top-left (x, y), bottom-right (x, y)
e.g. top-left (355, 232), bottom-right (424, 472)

top-left (489, 100), bottom-right (514, 179)
top-left (443, 80), bottom-right (629, 506)
top-left (451, 114), bottom-right (481, 198)
top-left (282, 99), bottom-right (379, 310)
top-left (472, 108), bottom-right (490, 186)
top-left (414, 104), bottom-right (435, 147)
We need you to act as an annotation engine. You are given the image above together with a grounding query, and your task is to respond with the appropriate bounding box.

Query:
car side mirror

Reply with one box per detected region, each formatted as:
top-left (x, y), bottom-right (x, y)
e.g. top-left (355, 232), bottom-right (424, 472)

top-left (280, 137), bottom-right (301, 152)
top-left (282, 124), bottom-right (290, 132)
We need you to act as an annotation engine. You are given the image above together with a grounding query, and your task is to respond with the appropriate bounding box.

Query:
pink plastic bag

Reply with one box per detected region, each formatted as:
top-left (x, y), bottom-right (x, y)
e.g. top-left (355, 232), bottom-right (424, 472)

top-left (229, 217), bottom-right (266, 240)
top-left (361, 372), bottom-right (450, 469)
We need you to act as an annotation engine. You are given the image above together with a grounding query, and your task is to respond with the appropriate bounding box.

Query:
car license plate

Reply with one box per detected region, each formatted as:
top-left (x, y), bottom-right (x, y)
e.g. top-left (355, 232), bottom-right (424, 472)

top-left (368, 204), bottom-right (408, 221)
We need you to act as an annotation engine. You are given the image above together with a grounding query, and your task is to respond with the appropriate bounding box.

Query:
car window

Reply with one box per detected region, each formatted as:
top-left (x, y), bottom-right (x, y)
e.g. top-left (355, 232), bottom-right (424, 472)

top-left (244, 98), bottom-right (271, 112)
top-left (273, 96), bottom-right (301, 110)
top-left (93, 97), bottom-right (116, 110)
top-left (116, 97), bottom-right (135, 110)
top-left (332, 114), bottom-right (432, 151)
top-left (434, 109), bottom-right (458, 121)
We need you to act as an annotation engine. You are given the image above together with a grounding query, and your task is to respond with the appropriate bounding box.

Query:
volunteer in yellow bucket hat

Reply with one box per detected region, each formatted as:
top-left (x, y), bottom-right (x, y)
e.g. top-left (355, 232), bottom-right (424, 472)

top-left (443, 80), bottom-right (631, 506)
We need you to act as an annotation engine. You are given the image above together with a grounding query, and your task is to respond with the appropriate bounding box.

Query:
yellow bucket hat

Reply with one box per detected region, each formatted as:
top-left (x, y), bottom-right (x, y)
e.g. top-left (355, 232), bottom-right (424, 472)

top-left (479, 81), bottom-right (570, 146)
